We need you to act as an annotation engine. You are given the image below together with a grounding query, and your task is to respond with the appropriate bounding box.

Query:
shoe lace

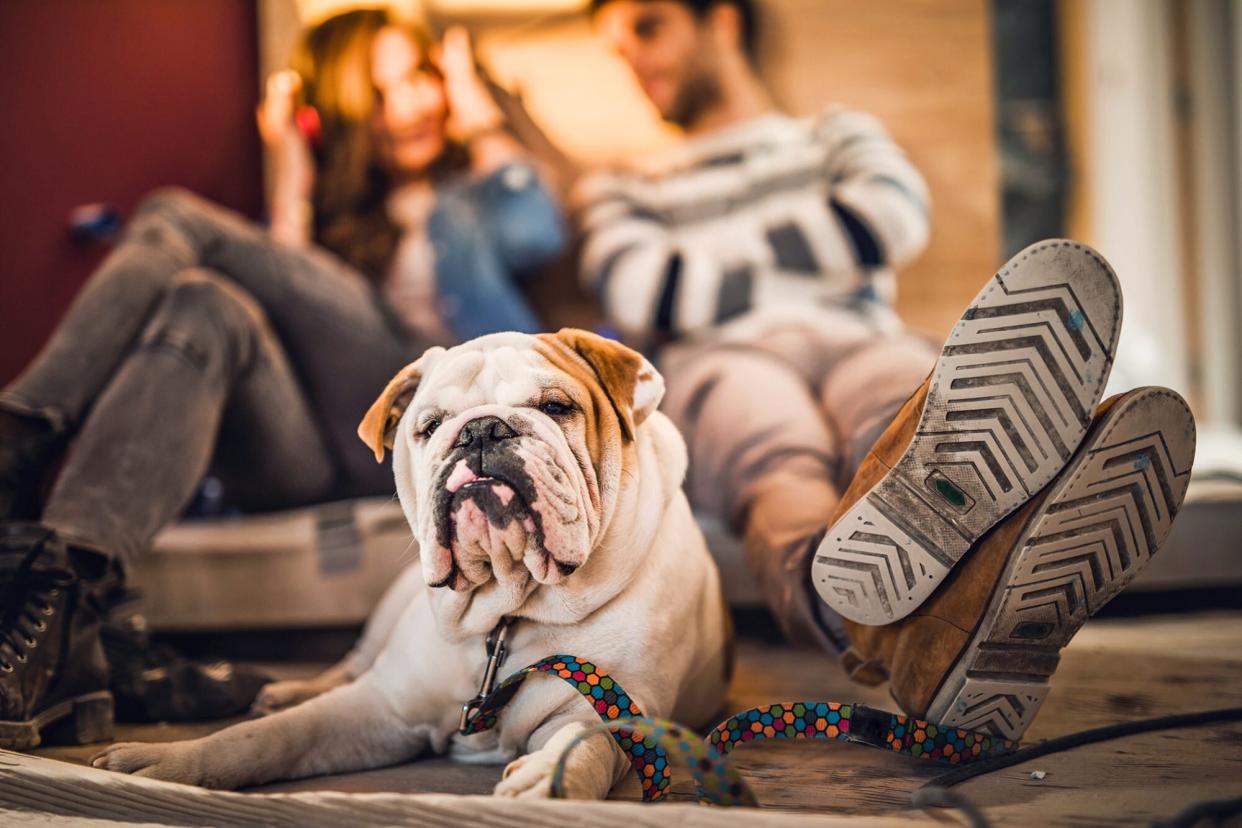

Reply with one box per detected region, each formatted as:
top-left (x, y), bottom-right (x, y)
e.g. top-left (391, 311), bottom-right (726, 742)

top-left (0, 530), bottom-right (71, 674)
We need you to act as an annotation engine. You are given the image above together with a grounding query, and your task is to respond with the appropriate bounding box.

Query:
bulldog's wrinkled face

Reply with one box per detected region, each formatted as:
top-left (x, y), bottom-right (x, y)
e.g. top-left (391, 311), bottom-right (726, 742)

top-left (358, 330), bottom-right (663, 596)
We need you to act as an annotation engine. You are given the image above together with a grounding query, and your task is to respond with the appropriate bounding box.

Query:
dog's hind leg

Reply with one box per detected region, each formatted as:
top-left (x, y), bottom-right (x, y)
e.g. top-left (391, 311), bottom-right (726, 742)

top-left (250, 662), bottom-right (352, 715)
top-left (344, 560), bottom-right (426, 673)
top-left (253, 562), bottom-right (425, 715)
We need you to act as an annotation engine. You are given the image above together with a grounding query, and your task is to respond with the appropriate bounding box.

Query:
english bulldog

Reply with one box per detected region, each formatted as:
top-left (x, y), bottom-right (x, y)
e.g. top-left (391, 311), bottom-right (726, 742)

top-left (92, 329), bottom-right (730, 799)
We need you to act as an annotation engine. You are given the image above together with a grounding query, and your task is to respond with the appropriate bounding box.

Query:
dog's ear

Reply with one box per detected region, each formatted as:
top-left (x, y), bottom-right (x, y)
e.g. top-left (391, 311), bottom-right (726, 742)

top-left (357, 348), bottom-right (443, 462)
top-left (540, 328), bottom-right (663, 441)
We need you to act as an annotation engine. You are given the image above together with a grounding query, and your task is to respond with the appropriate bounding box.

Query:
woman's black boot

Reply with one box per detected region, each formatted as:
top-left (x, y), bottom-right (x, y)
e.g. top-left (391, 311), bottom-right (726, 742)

top-left (0, 523), bottom-right (115, 749)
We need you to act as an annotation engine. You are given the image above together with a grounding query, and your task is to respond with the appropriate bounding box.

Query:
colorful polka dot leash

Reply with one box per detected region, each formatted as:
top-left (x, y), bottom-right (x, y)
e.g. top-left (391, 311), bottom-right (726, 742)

top-left (460, 649), bottom-right (1018, 805)
top-left (707, 701), bottom-right (1019, 764)
top-left (541, 695), bottom-right (1018, 804)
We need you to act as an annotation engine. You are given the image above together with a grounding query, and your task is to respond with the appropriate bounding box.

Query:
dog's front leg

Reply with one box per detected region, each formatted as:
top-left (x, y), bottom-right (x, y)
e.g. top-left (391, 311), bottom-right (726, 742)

top-left (494, 711), bottom-right (629, 800)
top-left (93, 676), bottom-right (427, 790)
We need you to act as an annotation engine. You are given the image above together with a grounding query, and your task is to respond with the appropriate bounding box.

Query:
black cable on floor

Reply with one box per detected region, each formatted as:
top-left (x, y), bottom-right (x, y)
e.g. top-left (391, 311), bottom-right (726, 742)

top-left (1152, 795), bottom-right (1242, 828)
top-left (911, 786), bottom-right (993, 828)
top-left (907, 707), bottom-right (1242, 828)
top-left (918, 707), bottom-right (1242, 793)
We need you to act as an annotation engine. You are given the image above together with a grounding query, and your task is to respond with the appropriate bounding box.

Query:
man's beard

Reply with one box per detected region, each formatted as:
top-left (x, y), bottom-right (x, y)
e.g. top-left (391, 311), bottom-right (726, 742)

top-left (665, 68), bottom-right (724, 129)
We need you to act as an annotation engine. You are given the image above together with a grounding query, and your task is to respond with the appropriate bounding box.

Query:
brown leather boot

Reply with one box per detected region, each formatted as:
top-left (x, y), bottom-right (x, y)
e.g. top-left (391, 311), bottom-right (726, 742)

top-left (833, 387), bottom-right (1195, 739)
top-left (811, 240), bottom-right (1123, 625)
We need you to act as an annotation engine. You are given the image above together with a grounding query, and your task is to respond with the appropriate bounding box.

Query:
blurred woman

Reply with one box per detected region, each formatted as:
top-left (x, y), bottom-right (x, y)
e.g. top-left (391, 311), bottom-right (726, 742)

top-left (0, 8), bottom-right (565, 746)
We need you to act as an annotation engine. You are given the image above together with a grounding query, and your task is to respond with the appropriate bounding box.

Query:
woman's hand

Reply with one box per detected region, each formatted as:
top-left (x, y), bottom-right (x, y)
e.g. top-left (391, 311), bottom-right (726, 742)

top-left (439, 27), bottom-right (527, 175)
top-left (258, 70), bottom-right (315, 245)
top-left (439, 27), bottom-right (507, 142)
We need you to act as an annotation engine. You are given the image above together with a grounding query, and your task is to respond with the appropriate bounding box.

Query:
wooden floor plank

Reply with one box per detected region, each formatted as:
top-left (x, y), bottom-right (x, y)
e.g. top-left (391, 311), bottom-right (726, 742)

top-left (29, 612), bottom-right (1242, 824)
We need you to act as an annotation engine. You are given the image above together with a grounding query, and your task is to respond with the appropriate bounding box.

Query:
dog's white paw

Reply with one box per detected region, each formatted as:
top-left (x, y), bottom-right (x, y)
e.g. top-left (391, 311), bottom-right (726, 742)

top-left (251, 679), bottom-right (325, 716)
top-left (494, 751), bottom-right (557, 799)
top-left (91, 741), bottom-right (219, 788)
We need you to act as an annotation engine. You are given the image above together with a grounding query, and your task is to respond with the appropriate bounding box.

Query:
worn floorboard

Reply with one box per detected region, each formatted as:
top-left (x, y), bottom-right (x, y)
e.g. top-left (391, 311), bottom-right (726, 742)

top-left (31, 612), bottom-right (1242, 825)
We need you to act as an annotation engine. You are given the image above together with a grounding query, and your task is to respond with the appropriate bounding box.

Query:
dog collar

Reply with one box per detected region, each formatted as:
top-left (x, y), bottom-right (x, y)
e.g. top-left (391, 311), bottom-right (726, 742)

top-left (458, 617), bottom-right (513, 734)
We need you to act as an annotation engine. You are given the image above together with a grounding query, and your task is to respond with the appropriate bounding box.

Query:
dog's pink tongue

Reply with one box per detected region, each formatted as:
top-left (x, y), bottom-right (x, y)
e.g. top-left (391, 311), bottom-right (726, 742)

top-left (446, 459), bottom-right (479, 493)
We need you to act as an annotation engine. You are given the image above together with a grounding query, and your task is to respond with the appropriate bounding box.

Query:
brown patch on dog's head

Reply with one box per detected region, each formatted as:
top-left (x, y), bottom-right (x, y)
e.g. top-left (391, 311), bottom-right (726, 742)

top-left (358, 349), bottom-right (444, 462)
top-left (534, 329), bottom-right (663, 443)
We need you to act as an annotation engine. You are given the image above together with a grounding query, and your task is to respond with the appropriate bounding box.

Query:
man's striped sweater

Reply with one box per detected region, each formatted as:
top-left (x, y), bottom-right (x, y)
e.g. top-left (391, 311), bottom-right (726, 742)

top-left (576, 106), bottom-right (931, 347)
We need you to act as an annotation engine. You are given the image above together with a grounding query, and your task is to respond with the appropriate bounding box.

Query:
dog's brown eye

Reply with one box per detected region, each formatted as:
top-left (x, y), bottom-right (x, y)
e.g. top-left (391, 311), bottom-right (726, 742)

top-left (539, 400), bottom-right (575, 417)
top-left (421, 419), bottom-right (441, 438)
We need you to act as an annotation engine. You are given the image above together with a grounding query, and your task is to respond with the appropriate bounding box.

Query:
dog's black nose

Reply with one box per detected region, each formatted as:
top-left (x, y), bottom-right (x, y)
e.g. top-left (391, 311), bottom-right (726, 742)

top-left (454, 416), bottom-right (518, 450)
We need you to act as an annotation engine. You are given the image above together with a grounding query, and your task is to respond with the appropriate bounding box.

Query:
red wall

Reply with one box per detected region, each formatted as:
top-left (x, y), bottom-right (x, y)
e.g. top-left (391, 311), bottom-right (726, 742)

top-left (0, 0), bottom-right (263, 385)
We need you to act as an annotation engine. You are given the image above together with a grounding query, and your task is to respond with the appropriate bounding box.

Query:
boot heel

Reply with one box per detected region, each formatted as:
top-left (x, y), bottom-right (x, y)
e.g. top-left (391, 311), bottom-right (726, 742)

top-left (70, 691), bottom-right (114, 744)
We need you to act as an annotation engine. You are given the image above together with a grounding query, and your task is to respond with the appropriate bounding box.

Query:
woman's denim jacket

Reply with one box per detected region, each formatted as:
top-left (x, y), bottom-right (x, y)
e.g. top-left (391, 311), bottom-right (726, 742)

top-left (427, 162), bottom-right (567, 341)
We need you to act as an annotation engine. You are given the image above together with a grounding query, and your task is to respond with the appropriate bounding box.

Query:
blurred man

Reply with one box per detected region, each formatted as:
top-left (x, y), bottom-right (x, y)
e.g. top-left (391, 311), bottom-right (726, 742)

top-left (578, 0), bottom-right (1194, 742)
top-left (580, 0), bottom-right (935, 649)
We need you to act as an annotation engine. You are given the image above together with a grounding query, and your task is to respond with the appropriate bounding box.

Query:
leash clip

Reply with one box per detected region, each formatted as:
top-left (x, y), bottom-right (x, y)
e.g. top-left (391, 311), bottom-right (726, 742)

top-left (458, 617), bottom-right (512, 733)
top-left (844, 703), bottom-right (890, 749)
